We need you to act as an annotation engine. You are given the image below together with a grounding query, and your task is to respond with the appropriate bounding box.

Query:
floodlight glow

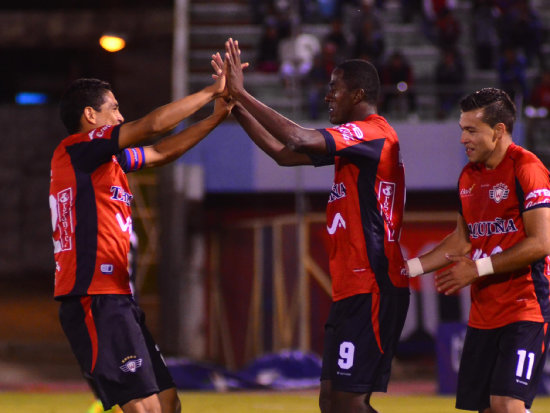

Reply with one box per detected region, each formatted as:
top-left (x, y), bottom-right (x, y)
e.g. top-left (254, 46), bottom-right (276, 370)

top-left (99, 35), bottom-right (126, 52)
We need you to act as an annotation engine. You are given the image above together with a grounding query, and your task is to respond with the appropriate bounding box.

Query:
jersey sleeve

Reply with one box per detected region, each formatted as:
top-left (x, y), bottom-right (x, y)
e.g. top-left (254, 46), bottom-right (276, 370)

top-left (116, 147), bottom-right (146, 173)
top-left (320, 122), bottom-right (385, 161)
top-left (517, 156), bottom-right (550, 212)
top-left (66, 125), bottom-right (121, 173)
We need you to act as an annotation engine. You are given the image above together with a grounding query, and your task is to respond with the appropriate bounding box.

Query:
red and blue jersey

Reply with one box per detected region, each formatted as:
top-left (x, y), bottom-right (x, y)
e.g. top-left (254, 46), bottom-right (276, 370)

top-left (312, 114), bottom-right (408, 301)
top-left (49, 125), bottom-right (145, 298)
top-left (459, 143), bottom-right (550, 328)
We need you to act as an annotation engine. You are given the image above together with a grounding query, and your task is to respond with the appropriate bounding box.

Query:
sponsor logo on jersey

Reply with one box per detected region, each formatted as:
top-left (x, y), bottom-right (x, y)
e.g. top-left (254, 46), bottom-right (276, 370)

top-left (379, 181), bottom-right (396, 241)
top-left (110, 186), bottom-right (133, 206)
top-left (489, 183), bottom-right (509, 204)
top-left (468, 217), bottom-right (518, 239)
top-left (525, 188), bottom-right (550, 208)
top-left (100, 264), bottom-right (114, 274)
top-left (57, 188), bottom-right (73, 251)
top-left (327, 213), bottom-right (346, 235)
top-left (328, 182), bottom-right (347, 203)
top-left (120, 355), bottom-right (143, 373)
top-left (336, 123), bottom-right (364, 143)
top-left (460, 184), bottom-right (475, 197)
top-left (116, 213), bottom-right (133, 233)
top-left (88, 125), bottom-right (110, 140)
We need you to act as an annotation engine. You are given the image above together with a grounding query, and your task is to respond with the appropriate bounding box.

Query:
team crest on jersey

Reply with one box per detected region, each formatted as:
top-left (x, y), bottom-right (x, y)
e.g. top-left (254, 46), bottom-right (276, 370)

top-left (120, 355), bottom-right (143, 373)
top-left (328, 182), bottom-right (347, 203)
top-left (489, 183), bottom-right (509, 204)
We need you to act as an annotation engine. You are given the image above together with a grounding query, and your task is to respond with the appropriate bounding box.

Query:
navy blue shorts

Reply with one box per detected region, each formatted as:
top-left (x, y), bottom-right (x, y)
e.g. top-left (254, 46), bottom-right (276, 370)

top-left (456, 321), bottom-right (550, 411)
top-left (59, 295), bottom-right (175, 410)
top-left (321, 292), bottom-right (409, 393)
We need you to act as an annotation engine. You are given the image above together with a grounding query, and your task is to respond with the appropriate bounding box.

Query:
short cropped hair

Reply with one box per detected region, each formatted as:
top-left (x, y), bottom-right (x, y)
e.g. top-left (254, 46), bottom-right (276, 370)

top-left (59, 78), bottom-right (112, 134)
top-left (459, 88), bottom-right (516, 134)
top-left (336, 59), bottom-right (380, 105)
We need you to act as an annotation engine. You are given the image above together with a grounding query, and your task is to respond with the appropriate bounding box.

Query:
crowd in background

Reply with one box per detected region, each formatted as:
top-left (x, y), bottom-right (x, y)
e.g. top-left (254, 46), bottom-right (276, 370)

top-left (249, 0), bottom-right (549, 120)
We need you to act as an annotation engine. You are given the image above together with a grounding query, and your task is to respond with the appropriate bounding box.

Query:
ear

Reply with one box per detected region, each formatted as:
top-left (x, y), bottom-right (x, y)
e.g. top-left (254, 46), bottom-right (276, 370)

top-left (82, 106), bottom-right (97, 126)
top-left (493, 122), bottom-right (506, 141)
top-left (353, 88), bottom-right (365, 104)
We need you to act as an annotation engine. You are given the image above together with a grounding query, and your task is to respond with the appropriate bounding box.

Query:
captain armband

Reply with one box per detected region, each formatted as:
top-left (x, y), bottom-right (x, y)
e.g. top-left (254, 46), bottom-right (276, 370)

top-left (407, 257), bottom-right (424, 278)
top-left (475, 256), bottom-right (494, 277)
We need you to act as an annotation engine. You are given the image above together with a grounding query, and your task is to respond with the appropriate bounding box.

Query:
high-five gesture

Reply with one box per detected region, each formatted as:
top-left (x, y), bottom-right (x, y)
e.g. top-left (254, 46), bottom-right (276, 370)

top-left (224, 38), bottom-right (246, 99)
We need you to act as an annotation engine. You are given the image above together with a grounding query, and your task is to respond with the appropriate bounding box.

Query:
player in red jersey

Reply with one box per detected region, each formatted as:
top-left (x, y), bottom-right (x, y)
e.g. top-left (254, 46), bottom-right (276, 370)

top-left (406, 88), bottom-right (550, 413)
top-left (220, 39), bottom-right (409, 413)
top-left (50, 67), bottom-right (232, 413)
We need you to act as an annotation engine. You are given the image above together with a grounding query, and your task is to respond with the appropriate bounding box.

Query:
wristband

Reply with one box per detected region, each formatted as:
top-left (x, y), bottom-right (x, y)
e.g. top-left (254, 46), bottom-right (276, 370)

top-left (407, 257), bottom-right (424, 277)
top-left (475, 256), bottom-right (494, 277)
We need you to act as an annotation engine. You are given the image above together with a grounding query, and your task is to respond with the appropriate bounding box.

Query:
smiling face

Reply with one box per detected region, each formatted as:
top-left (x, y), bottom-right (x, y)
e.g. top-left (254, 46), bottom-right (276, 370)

top-left (92, 90), bottom-right (124, 127)
top-left (459, 108), bottom-right (505, 168)
top-left (325, 68), bottom-right (356, 125)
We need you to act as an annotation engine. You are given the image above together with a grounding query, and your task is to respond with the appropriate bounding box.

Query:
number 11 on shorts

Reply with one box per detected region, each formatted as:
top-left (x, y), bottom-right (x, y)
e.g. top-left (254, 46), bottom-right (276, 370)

top-left (516, 349), bottom-right (535, 381)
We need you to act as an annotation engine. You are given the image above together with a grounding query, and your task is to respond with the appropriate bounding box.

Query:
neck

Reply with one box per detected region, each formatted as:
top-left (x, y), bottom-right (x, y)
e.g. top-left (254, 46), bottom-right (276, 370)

top-left (485, 138), bottom-right (513, 170)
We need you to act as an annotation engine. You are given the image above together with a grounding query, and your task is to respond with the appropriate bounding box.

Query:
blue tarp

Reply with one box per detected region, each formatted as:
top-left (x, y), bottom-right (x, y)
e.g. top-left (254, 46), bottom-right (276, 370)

top-left (167, 350), bottom-right (322, 391)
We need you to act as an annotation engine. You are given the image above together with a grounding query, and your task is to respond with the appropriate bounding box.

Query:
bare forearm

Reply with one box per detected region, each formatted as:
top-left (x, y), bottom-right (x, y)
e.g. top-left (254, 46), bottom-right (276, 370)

top-left (145, 110), bottom-right (226, 168)
top-left (234, 89), bottom-right (320, 153)
top-left (119, 84), bottom-right (219, 148)
top-left (232, 104), bottom-right (311, 166)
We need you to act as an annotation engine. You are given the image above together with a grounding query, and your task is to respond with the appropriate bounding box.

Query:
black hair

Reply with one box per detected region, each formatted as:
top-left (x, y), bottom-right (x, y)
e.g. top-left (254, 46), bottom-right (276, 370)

top-left (59, 78), bottom-right (112, 134)
top-left (336, 59), bottom-right (380, 105)
top-left (459, 88), bottom-right (516, 134)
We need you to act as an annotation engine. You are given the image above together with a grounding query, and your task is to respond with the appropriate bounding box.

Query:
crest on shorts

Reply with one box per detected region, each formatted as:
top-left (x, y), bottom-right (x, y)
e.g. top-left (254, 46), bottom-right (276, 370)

top-left (120, 355), bottom-right (143, 373)
top-left (489, 183), bottom-right (509, 204)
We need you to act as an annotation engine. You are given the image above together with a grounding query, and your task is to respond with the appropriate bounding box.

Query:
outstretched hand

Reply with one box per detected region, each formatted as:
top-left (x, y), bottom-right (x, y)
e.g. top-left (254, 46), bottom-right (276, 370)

top-left (224, 38), bottom-right (246, 99)
top-left (434, 254), bottom-right (478, 295)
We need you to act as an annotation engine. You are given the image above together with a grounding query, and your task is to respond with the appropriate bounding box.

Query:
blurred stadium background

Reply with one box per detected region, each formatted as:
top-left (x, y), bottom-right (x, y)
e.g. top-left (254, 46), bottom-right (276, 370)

top-left (2, 0), bottom-right (550, 409)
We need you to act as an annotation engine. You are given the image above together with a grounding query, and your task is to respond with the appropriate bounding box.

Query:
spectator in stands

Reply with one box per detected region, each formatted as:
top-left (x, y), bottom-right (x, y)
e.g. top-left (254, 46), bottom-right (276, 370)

top-left (349, 0), bottom-right (383, 39)
top-left (471, 0), bottom-right (499, 70)
top-left (497, 46), bottom-right (529, 101)
top-left (352, 18), bottom-right (385, 69)
top-left (323, 18), bottom-right (353, 63)
top-left (400, 0), bottom-right (423, 23)
top-left (497, 0), bottom-right (545, 68)
top-left (421, 0), bottom-right (457, 43)
top-left (256, 19), bottom-right (283, 73)
top-left (380, 50), bottom-right (417, 117)
top-left (529, 70), bottom-right (550, 116)
top-left (278, 25), bottom-right (321, 90)
top-left (434, 48), bottom-right (465, 119)
top-left (305, 42), bottom-right (337, 119)
top-left (434, 7), bottom-right (461, 50)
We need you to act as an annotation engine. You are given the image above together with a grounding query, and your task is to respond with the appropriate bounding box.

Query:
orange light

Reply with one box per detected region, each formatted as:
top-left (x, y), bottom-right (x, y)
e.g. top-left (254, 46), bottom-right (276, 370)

top-left (99, 35), bottom-right (126, 53)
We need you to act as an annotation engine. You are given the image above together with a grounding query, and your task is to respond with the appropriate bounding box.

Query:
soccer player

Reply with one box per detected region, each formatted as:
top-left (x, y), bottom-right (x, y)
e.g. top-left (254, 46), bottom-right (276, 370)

top-left (221, 39), bottom-right (410, 413)
top-left (406, 88), bottom-right (550, 413)
top-left (49, 69), bottom-right (232, 412)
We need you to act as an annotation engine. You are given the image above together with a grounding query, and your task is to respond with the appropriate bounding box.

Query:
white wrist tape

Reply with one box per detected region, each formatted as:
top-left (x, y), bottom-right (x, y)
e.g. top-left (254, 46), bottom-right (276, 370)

top-left (475, 256), bottom-right (494, 277)
top-left (407, 257), bottom-right (424, 277)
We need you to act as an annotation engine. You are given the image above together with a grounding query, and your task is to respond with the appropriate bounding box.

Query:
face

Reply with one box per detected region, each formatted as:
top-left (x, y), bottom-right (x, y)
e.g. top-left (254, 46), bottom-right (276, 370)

top-left (325, 69), bottom-right (355, 124)
top-left (459, 108), bottom-right (500, 166)
top-left (93, 90), bottom-right (124, 127)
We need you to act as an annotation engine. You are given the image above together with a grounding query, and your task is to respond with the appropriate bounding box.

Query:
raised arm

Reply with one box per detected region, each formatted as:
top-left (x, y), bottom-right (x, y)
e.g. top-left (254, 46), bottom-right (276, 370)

top-left (232, 103), bottom-right (312, 166)
top-left (139, 97), bottom-right (233, 168)
top-left (224, 38), bottom-right (327, 154)
top-left (118, 65), bottom-right (226, 149)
